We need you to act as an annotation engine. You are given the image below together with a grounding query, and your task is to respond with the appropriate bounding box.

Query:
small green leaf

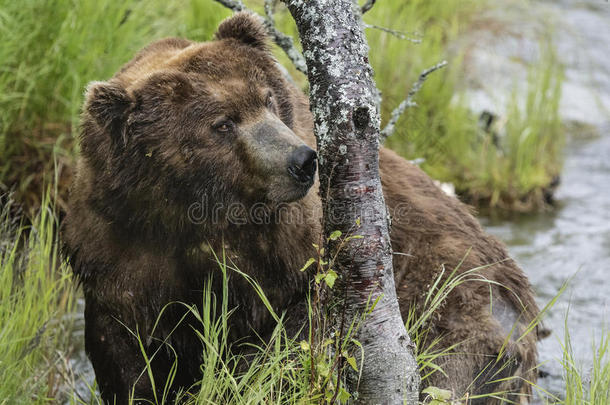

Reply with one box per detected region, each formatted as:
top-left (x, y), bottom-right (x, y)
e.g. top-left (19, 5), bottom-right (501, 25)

top-left (350, 339), bottom-right (362, 349)
top-left (338, 387), bottom-right (351, 402)
top-left (299, 340), bottom-right (310, 351)
top-left (324, 269), bottom-right (338, 288)
top-left (328, 230), bottom-right (342, 241)
top-left (315, 272), bottom-right (325, 284)
top-left (347, 234), bottom-right (364, 240)
top-left (300, 258), bottom-right (316, 272)
top-left (345, 355), bottom-right (358, 372)
top-left (422, 386), bottom-right (452, 401)
top-left (355, 217), bottom-right (361, 226)
top-left (322, 338), bottom-right (334, 347)
top-left (317, 360), bottom-right (329, 377)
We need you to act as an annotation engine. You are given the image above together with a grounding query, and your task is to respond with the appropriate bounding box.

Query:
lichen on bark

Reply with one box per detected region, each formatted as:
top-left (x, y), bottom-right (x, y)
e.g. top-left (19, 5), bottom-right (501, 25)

top-left (282, 0), bottom-right (420, 402)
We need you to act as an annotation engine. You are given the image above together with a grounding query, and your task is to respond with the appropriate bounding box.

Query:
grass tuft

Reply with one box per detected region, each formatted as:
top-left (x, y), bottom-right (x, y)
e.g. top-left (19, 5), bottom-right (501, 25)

top-left (0, 192), bottom-right (77, 403)
top-left (558, 316), bottom-right (610, 404)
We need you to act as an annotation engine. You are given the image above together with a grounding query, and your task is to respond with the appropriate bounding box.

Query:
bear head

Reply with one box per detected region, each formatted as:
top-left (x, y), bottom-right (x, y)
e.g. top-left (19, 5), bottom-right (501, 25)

top-left (78, 13), bottom-right (316, 238)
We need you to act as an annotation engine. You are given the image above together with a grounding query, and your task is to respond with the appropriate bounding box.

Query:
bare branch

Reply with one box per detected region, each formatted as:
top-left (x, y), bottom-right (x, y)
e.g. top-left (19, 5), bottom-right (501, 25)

top-left (213, 0), bottom-right (245, 12)
top-left (381, 60), bottom-right (448, 140)
top-left (361, 0), bottom-right (376, 14)
top-left (213, 0), bottom-right (307, 74)
top-left (264, 0), bottom-right (276, 18)
top-left (262, 0), bottom-right (308, 73)
top-left (364, 23), bottom-right (422, 43)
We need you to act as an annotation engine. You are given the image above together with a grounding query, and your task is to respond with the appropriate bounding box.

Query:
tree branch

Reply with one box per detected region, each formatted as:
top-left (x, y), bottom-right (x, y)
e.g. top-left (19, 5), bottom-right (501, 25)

top-left (364, 23), bottom-right (422, 43)
top-left (263, 0), bottom-right (308, 74)
top-left (213, 0), bottom-right (245, 12)
top-left (361, 0), bottom-right (376, 14)
top-left (213, 0), bottom-right (308, 74)
top-left (381, 60), bottom-right (448, 140)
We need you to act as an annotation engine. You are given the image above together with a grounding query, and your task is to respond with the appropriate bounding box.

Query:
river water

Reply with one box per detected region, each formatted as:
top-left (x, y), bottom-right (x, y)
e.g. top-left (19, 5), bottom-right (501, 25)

top-left (482, 129), bottom-right (610, 399)
top-left (478, 0), bottom-right (610, 400)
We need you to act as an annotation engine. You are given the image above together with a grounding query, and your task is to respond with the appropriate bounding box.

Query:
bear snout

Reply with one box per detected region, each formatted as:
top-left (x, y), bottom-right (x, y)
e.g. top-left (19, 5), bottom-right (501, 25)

top-left (288, 145), bottom-right (317, 184)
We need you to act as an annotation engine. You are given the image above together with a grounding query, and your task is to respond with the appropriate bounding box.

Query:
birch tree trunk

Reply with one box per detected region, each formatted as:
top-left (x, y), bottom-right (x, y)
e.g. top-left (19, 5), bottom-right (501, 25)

top-left (281, 0), bottom-right (420, 402)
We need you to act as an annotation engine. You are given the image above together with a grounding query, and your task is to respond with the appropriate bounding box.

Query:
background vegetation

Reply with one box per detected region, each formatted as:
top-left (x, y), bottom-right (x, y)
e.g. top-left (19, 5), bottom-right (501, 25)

top-left (0, 0), bottom-right (563, 213)
top-left (0, 0), bottom-right (591, 404)
top-left (365, 1), bottom-right (563, 211)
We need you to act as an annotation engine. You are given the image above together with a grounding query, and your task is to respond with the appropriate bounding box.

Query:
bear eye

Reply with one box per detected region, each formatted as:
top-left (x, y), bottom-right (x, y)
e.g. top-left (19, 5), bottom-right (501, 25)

top-left (213, 119), bottom-right (234, 133)
top-left (266, 93), bottom-right (276, 112)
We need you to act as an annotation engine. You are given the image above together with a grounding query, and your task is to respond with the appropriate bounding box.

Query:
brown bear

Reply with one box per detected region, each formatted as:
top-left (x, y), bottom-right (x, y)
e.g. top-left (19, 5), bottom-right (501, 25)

top-left (62, 12), bottom-right (540, 404)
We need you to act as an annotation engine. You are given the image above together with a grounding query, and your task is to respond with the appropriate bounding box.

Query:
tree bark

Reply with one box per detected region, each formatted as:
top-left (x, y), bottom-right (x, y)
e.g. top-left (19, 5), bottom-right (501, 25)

top-left (282, 0), bottom-right (420, 403)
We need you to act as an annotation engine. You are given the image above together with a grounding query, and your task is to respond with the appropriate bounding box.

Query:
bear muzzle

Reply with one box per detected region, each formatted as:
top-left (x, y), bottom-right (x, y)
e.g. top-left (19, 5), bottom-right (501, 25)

top-left (287, 145), bottom-right (317, 185)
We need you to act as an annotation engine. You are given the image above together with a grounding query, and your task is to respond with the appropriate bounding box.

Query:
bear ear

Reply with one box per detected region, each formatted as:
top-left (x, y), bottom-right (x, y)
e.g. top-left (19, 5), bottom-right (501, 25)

top-left (84, 80), bottom-right (133, 146)
top-left (215, 12), bottom-right (269, 51)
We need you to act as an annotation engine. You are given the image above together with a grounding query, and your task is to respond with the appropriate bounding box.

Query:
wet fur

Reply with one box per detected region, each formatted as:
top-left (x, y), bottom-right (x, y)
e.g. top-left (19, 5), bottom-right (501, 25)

top-left (62, 12), bottom-right (539, 404)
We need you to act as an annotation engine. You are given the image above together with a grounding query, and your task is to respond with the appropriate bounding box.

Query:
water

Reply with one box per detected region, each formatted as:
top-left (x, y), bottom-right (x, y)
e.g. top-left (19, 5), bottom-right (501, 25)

top-left (479, 0), bottom-right (610, 399)
top-left (482, 129), bottom-right (610, 398)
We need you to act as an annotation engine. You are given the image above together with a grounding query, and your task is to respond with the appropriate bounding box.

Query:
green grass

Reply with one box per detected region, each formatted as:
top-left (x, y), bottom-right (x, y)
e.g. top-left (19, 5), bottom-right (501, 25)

top-left (120, 276), bottom-right (308, 404)
top-left (558, 319), bottom-right (610, 404)
top-left (165, 256), bottom-right (310, 404)
top-left (445, 45), bottom-right (564, 211)
top-left (0, 193), bottom-right (76, 403)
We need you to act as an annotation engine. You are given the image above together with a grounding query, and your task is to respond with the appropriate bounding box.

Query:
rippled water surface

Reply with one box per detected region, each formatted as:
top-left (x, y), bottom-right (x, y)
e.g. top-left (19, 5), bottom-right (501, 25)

top-left (482, 129), bottom-right (610, 397)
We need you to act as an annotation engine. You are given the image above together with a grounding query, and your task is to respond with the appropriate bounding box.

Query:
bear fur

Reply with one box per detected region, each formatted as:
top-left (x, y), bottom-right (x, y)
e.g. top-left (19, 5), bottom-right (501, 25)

top-left (62, 12), bottom-right (540, 404)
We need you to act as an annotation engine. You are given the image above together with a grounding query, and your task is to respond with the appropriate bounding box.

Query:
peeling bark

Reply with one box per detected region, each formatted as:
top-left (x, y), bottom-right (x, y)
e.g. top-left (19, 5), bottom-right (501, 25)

top-left (282, 0), bottom-right (420, 402)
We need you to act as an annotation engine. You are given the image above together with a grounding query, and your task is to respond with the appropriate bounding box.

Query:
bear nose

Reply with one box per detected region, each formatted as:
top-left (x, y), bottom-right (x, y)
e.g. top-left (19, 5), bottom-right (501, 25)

top-left (288, 146), bottom-right (317, 184)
